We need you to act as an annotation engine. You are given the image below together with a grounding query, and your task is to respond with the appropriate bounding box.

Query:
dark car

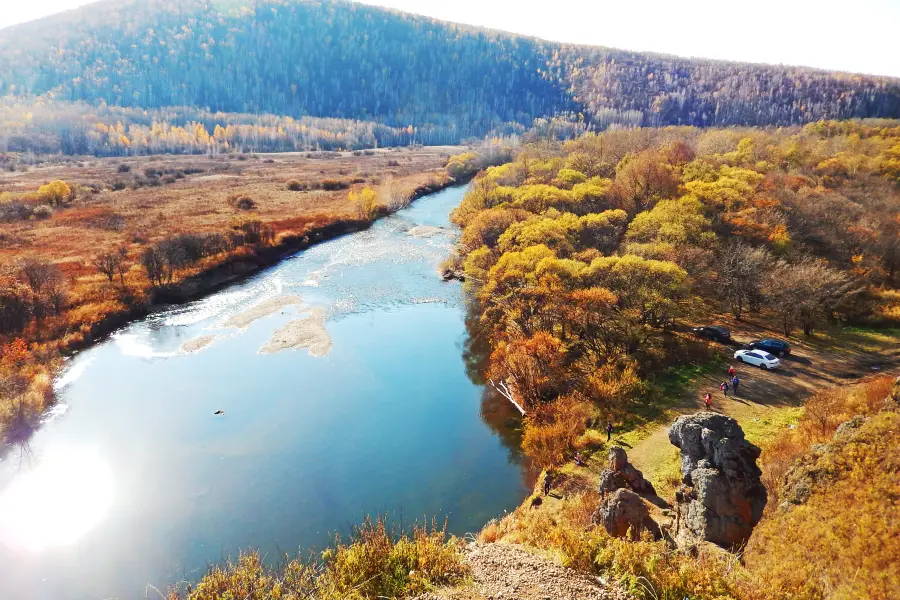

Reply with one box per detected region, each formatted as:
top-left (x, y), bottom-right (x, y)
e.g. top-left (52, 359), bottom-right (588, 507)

top-left (748, 338), bottom-right (791, 357)
top-left (692, 326), bottom-right (731, 343)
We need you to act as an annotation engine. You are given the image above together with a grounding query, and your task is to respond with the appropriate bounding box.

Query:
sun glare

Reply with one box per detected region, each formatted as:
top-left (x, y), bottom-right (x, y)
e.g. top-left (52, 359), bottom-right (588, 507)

top-left (0, 448), bottom-right (113, 553)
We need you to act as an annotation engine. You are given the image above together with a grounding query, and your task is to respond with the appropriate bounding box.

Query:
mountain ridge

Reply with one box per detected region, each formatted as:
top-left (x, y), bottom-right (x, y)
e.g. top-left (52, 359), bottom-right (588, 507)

top-left (1, 0), bottom-right (899, 142)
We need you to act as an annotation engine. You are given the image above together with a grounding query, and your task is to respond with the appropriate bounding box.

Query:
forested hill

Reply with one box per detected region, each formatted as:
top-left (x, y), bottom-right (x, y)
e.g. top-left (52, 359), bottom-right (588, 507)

top-left (0, 0), bottom-right (573, 138)
top-left (1, 0), bottom-right (900, 143)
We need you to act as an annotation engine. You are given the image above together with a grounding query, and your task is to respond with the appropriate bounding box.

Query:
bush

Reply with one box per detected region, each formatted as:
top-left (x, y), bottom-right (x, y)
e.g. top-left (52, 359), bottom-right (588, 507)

top-left (117, 164), bottom-right (131, 173)
top-left (230, 218), bottom-right (274, 247)
top-left (0, 200), bottom-right (33, 222)
top-left (32, 205), bottom-right (53, 220)
top-left (227, 194), bottom-right (257, 211)
top-left (321, 178), bottom-right (350, 191)
top-left (37, 180), bottom-right (71, 206)
top-left (0, 282), bottom-right (35, 335)
top-left (349, 186), bottom-right (378, 220)
top-left (285, 179), bottom-right (304, 191)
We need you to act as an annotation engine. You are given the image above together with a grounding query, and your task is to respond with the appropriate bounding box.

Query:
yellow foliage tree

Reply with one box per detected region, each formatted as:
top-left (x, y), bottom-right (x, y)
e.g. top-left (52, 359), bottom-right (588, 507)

top-left (349, 186), bottom-right (378, 221)
top-left (37, 180), bottom-right (72, 206)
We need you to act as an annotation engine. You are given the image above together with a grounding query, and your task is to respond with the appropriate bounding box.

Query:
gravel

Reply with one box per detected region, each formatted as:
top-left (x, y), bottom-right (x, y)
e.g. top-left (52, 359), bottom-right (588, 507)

top-left (417, 542), bottom-right (631, 600)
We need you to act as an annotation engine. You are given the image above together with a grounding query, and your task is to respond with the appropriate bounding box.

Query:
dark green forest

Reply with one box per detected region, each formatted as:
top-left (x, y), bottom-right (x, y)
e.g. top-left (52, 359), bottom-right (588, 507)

top-left (1, 0), bottom-right (900, 155)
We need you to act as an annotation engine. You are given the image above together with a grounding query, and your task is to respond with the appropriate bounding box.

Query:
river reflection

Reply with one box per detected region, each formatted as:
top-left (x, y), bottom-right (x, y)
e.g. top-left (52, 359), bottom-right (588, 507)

top-left (0, 445), bottom-right (113, 552)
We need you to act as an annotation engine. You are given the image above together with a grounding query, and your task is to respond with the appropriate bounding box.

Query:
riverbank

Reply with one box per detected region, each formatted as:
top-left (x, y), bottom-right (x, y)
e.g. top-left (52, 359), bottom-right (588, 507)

top-left (1, 177), bottom-right (530, 600)
top-left (0, 147), bottom-right (473, 448)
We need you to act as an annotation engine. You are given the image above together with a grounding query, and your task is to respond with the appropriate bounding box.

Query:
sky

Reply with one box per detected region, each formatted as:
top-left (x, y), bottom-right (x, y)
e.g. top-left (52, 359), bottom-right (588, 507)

top-left (1, 0), bottom-right (898, 78)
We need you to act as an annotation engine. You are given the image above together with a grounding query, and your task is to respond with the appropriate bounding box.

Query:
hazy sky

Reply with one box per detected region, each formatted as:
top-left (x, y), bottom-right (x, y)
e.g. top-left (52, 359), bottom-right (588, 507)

top-left (2, 0), bottom-right (898, 78)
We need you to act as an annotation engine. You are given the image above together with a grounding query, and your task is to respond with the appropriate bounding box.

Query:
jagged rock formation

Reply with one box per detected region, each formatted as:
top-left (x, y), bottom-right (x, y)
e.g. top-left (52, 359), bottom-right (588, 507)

top-left (596, 489), bottom-right (662, 540)
top-left (594, 446), bottom-right (665, 539)
top-left (598, 446), bottom-right (657, 497)
top-left (668, 412), bottom-right (767, 549)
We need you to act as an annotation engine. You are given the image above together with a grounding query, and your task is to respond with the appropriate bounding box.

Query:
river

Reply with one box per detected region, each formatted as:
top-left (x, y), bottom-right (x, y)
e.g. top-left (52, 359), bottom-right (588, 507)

top-left (0, 185), bottom-right (531, 600)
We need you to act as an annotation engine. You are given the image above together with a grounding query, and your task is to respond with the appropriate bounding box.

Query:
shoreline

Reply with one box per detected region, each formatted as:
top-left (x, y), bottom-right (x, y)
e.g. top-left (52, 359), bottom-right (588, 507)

top-left (58, 176), bottom-right (469, 358)
top-left (2, 174), bottom-right (471, 453)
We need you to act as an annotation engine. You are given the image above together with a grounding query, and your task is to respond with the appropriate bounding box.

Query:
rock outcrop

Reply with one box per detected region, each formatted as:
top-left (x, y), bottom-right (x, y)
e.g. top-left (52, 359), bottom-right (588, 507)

top-left (594, 446), bottom-right (665, 539)
top-left (596, 489), bottom-right (662, 540)
top-left (668, 412), bottom-right (767, 549)
top-left (597, 446), bottom-right (657, 497)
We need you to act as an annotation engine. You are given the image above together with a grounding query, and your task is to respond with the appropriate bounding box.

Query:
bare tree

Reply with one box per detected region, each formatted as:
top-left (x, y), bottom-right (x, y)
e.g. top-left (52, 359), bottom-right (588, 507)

top-left (115, 247), bottom-right (130, 287)
top-left (765, 257), bottom-right (859, 336)
top-left (381, 175), bottom-right (412, 212)
top-left (18, 257), bottom-right (67, 316)
top-left (94, 252), bottom-right (122, 284)
top-left (718, 241), bottom-right (772, 320)
top-left (141, 246), bottom-right (168, 287)
top-left (19, 257), bottom-right (59, 294)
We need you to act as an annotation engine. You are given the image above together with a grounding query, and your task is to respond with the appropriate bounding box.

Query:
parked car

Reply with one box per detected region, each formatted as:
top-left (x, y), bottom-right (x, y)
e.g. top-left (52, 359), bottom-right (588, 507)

top-left (692, 326), bottom-right (731, 343)
top-left (734, 349), bottom-right (780, 370)
top-left (748, 338), bottom-right (791, 357)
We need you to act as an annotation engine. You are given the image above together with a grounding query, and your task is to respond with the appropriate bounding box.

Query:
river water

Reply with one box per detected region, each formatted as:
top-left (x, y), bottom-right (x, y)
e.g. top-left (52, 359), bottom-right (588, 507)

top-left (0, 185), bottom-right (531, 600)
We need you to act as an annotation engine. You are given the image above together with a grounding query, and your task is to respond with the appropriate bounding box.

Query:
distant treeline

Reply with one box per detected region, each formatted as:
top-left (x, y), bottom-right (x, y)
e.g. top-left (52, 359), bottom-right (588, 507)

top-left (0, 0), bottom-right (898, 154)
top-left (0, 98), bottom-right (471, 156)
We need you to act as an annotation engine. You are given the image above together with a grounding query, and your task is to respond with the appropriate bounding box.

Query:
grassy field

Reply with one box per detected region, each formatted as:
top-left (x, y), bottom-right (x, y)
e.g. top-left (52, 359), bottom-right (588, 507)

top-left (0, 147), bottom-right (456, 271)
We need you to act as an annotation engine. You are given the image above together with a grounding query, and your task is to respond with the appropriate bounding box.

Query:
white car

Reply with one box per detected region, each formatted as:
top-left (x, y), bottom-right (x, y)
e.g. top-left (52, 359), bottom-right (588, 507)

top-left (734, 349), bottom-right (780, 370)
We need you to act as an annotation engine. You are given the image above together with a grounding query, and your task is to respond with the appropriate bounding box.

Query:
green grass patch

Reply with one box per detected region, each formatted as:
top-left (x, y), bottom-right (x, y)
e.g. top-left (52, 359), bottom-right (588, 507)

top-left (818, 324), bottom-right (900, 353)
top-left (740, 406), bottom-right (804, 449)
top-left (617, 355), bottom-right (727, 446)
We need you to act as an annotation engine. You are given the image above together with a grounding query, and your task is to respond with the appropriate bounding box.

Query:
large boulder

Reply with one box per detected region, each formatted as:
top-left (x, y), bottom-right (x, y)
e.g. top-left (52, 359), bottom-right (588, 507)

top-left (598, 446), bottom-right (657, 497)
top-left (595, 489), bottom-right (662, 540)
top-left (668, 412), bottom-right (767, 549)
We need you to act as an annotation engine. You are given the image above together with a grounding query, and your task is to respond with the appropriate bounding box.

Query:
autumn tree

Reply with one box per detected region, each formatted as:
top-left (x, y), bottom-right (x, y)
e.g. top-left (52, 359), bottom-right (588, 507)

top-left (611, 150), bottom-right (680, 213)
top-left (488, 332), bottom-right (568, 409)
top-left (521, 394), bottom-right (590, 470)
top-left (37, 180), bottom-right (71, 207)
top-left (583, 254), bottom-right (689, 341)
top-left (350, 186), bottom-right (379, 221)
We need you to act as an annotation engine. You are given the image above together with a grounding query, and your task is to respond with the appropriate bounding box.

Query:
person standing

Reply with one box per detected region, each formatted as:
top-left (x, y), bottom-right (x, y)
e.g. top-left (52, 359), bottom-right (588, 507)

top-left (704, 392), bottom-right (712, 409)
top-left (606, 421), bottom-right (613, 442)
top-left (720, 380), bottom-right (729, 397)
top-left (728, 365), bottom-right (736, 378)
top-left (731, 375), bottom-right (740, 396)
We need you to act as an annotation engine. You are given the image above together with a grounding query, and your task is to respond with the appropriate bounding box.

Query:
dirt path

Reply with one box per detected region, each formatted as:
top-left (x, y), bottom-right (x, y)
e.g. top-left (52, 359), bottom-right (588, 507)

top-left (627, 318), bottom-right (900, 486)
top-left (418, 542), bottom-right (630, 600)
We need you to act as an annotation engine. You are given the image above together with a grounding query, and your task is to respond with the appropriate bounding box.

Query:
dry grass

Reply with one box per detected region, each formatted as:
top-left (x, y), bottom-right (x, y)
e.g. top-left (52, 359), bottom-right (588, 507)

top-left (746, 377), bottom-right (900, 600)
top-left (484, 491), bottom-right (764, 600)
top-left (167, 517), bottom-right (468, 600)
top-left (0, 147), bottom-right (455, 265)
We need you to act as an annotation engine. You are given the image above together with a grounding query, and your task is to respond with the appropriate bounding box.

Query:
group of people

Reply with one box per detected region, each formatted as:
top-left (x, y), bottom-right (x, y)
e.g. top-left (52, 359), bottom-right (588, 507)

top-left (703, 365), bottom-right (741, 409)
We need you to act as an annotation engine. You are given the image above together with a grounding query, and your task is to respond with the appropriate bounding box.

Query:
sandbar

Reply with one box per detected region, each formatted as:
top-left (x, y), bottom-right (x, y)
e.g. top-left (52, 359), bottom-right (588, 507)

top-left (259, 308), bottom-right (332, 356)
top-left (406, 225), bottom-right (444, 238)
top-left (181, 335), bottom-right (219, 353)
top-left (224, 295), bottom-right (304, 329)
